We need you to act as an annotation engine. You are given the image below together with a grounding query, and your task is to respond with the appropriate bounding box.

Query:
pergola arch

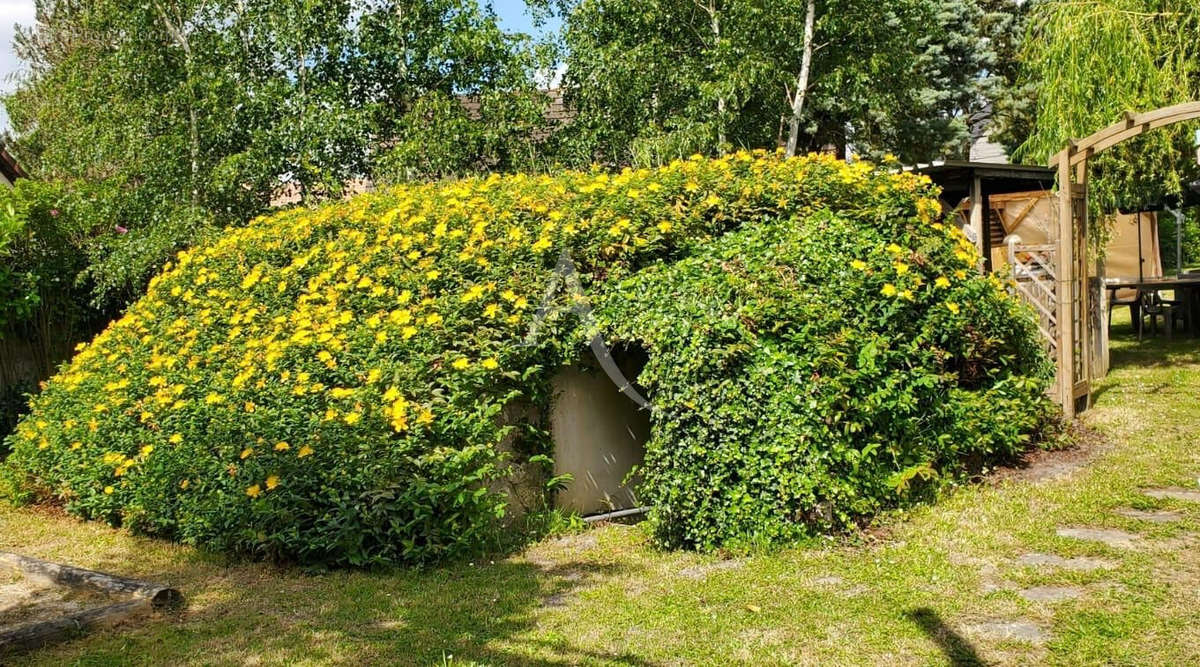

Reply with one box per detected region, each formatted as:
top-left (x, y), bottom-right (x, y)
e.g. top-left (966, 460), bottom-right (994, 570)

top-left (1045, 102), bottom-right (1200, 417)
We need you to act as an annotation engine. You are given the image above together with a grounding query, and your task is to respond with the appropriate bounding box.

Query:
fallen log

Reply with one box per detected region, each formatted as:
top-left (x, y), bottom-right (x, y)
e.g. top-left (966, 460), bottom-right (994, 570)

top-left (0, 599), bottom-right (151, 655)
top-left (0, 552), bottom-right (182, 608)
top-left (0, 551), bottom-right (182, 656)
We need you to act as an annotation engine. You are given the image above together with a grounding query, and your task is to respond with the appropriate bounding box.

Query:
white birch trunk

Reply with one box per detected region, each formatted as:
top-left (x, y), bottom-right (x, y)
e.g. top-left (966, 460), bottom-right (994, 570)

top-left (785, 0), bottom-right (817, 158)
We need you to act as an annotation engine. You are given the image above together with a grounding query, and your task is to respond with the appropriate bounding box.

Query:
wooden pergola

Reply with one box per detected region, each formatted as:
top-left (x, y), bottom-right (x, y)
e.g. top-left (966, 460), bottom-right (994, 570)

top-left (1044, 102), bottom-right (1200, 417)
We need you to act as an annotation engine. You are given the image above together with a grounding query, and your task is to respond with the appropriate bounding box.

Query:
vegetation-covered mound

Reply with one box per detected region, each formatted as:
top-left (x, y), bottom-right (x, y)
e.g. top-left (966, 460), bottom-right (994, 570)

top-left (1, 153), bottom-right (1054, 565)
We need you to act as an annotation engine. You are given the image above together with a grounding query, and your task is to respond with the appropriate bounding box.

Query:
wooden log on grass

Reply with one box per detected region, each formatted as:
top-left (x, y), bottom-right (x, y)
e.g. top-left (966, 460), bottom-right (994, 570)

top-left (0, 599), bottom-right (151, 655)
top-left (0, 551), bottom-right (182, 608)
top-left (0, 551), bottom-right (183, 655)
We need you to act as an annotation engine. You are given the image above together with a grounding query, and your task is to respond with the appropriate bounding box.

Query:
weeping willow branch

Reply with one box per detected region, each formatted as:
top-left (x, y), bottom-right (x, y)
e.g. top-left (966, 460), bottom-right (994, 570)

top-left (1016, 0), bottom-right (1200, 243)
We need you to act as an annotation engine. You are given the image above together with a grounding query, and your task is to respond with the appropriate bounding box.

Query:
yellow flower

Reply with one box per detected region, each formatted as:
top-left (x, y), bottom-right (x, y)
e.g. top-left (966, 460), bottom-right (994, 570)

top-left (245, 484), bottom-right (261, 499)
top-left (240, 447), bottom-right (253, 459)
top-left (244, 401), bottom-right (256, 413)
top-left (344, 412), bottom-right (361, 425)
top-left (482, 358), bottom-right (499, 370)
top-left (298, 445), bottom-right (314, 458)
top-left (366, 369), bottom-right (382, 384)
top-left (935, 276), bottom-right (951, 289)
top-left (180, 479), bottom-right (189, 490)
top-left (425, 312), bottom-right (443, 326)
top-left (946, 302), bottom-right (961, 314)
top-left (274, 441), bottom-right (290, 452)
top-left (531, 237), bottom-right (552, 252)
top-left (104, 486), bottom-right (114, 495)
top-left (452, 358), bottom-right (470, 370)
top-left (390, 397), bottom-right (409, 432)
top-left (461, 285), bottom-right (487, 302)
top-left (657, 221), bottom-right (673, 233)
top-left (894, 262), bottom-right (909, 275)
top-left (265, 475), bottom-right (279, 491)
top-left (169, 433), bottom-right (183, 444)
top-left (850, 259), bottom-right (868, 271)
top-left (881, 283), bottom-right (898, 297)
top-left (901, 289), bottom-right (915, 301)
top-left (483, 303), bottom-right (500, 318)
top-left (886, 243), bottom-right (904, 255)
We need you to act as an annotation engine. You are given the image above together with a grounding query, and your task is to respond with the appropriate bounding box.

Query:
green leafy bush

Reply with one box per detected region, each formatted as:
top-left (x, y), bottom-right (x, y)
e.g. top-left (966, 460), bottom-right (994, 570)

top-left (1, 153), bottom-right (1053, 565)
top-left (0, 180), bottom-right (116, 444)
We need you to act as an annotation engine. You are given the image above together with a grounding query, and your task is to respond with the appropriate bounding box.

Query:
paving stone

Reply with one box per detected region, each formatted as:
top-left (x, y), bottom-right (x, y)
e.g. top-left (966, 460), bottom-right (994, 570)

top-left (966, 620), bottom-right (1049, 644)
top-left (1143, 488), bottom-right (1200, 503)
top-left (1056, 527), bottom-right (1140, 548)
top-left (1016, 552), bottom-right (1116, 571)
top-left (1115, 508), bottom-right (1183, 523)
top-left (1018, 586), bottom-right (1083, 603)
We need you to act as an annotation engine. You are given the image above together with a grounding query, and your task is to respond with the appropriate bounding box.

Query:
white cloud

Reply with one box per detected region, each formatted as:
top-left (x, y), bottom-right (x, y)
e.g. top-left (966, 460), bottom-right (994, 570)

top-left (1, 0), bottom-right (38, 131)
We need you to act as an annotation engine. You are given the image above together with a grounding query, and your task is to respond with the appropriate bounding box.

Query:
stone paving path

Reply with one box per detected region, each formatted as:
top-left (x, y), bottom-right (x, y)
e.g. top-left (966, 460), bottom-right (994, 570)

top-left (969, 485), bottom-right (1199, 650)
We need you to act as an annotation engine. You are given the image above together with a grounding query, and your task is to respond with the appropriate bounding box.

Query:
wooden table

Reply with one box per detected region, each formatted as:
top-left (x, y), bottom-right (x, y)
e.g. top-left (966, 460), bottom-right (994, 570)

top-left (1105, 275), bottom-right (1200, 337)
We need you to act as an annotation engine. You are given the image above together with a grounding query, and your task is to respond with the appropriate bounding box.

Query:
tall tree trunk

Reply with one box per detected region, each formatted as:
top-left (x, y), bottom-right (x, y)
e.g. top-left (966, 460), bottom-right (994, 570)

top-left (786, 0), bottom-right (817, 158)
top-left (702, 0), bottom-right (727, 149)
top-left (152, 1), bottom-right (200, 209)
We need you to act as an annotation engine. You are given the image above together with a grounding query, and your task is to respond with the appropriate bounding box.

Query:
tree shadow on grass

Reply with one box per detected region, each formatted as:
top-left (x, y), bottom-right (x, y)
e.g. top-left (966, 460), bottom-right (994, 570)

top-left (905, 607), bottom-right (984, 667)
top-left (1107, 323), bottom-right (1200, 371)
top-left (16, 528), bottom-right (660, 666)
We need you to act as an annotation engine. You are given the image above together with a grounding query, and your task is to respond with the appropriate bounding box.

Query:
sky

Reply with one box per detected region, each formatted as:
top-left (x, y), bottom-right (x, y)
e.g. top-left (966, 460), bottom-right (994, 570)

top-left (0, 0), bottom-right (558, 133)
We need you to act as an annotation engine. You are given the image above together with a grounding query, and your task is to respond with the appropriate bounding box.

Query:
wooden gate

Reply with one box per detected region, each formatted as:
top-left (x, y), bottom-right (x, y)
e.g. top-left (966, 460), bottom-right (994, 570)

top-left (1007, 241), bottom-right (1059, 390)
top-left (1005, 188), bottom-right (1091, 413)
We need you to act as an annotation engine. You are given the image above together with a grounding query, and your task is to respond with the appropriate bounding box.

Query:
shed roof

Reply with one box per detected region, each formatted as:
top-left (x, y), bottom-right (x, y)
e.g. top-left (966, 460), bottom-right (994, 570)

top-left (0, 144), bottom-right (26, 183)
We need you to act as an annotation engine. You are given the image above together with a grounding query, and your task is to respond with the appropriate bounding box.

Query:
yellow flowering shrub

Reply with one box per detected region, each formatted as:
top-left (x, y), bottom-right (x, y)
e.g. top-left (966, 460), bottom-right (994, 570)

top-left (1, 152), bottom-right (1053, 564)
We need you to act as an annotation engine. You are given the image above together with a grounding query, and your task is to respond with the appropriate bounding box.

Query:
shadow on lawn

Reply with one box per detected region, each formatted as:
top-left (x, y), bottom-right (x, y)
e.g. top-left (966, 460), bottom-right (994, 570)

top-left (23, 530), bottom-right (659, 666)
top-left (905, 608), bottom-right (983, 667)
top-left (1107, 323), bottom-right (1200, 371)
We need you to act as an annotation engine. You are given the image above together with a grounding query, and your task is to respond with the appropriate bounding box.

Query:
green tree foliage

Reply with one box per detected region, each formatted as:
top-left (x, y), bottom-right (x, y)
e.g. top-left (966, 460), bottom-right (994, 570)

top-left (977, 0), bottom-right (1038, 154)
top-left (539, 0), bottom-right (998, 165)
top-left (3, 0), bottom-right (549, 308)
top-left (1015, 0), bottom-right (1200, 217)
top-left (0, 181), bottom-right (115, 447)
top-left (2, 154), bottom-right (1052, 565)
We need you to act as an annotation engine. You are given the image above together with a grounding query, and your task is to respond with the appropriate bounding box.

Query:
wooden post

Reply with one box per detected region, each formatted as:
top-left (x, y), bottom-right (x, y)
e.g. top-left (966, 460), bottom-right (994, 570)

top-left (1076, 160), bottom-right (1090, 410)
top-left (1057, 151), bottom-right (1075, 418)
top-left (970, 176), bottom-right (985, 263)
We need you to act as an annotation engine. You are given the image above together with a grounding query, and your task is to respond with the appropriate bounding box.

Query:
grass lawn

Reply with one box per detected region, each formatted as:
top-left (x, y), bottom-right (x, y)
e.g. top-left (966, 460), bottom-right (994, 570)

top-left (2, 312), bottom-right (1199, 666)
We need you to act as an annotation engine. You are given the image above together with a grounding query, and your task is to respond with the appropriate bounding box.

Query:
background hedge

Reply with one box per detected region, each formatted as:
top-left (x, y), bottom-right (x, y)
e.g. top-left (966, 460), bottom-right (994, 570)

top-left (1, 153), bottom-right (1054, 565)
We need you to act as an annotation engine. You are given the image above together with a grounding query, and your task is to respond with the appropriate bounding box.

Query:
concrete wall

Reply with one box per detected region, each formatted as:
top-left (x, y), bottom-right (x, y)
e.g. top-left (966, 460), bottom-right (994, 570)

top-left (550, 353), bottom-right (650, 515)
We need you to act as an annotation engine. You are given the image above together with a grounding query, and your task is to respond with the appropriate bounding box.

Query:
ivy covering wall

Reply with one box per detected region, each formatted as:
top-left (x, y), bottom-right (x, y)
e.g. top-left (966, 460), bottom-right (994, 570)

top-left (2, 154), bottom-right (1054, 565)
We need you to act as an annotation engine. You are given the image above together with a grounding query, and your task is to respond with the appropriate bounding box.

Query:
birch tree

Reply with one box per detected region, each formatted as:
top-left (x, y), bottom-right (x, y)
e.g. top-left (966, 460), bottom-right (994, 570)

top-left (546, 0), bottom-right (997, 165)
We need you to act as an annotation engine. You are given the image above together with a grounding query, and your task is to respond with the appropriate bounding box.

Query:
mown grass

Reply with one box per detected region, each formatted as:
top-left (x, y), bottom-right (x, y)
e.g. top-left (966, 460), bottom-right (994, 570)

top-left (2, 311), bottom-right (1198, 665)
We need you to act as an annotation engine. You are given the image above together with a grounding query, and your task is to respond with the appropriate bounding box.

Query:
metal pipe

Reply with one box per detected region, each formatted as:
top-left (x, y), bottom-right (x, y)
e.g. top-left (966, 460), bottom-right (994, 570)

top-left (1168, 206), bottom-right (1185, 277)
top-left (583, 506), bottom-right (650, 523)
top-left (1137, 211), bottom-right (1144, 282)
